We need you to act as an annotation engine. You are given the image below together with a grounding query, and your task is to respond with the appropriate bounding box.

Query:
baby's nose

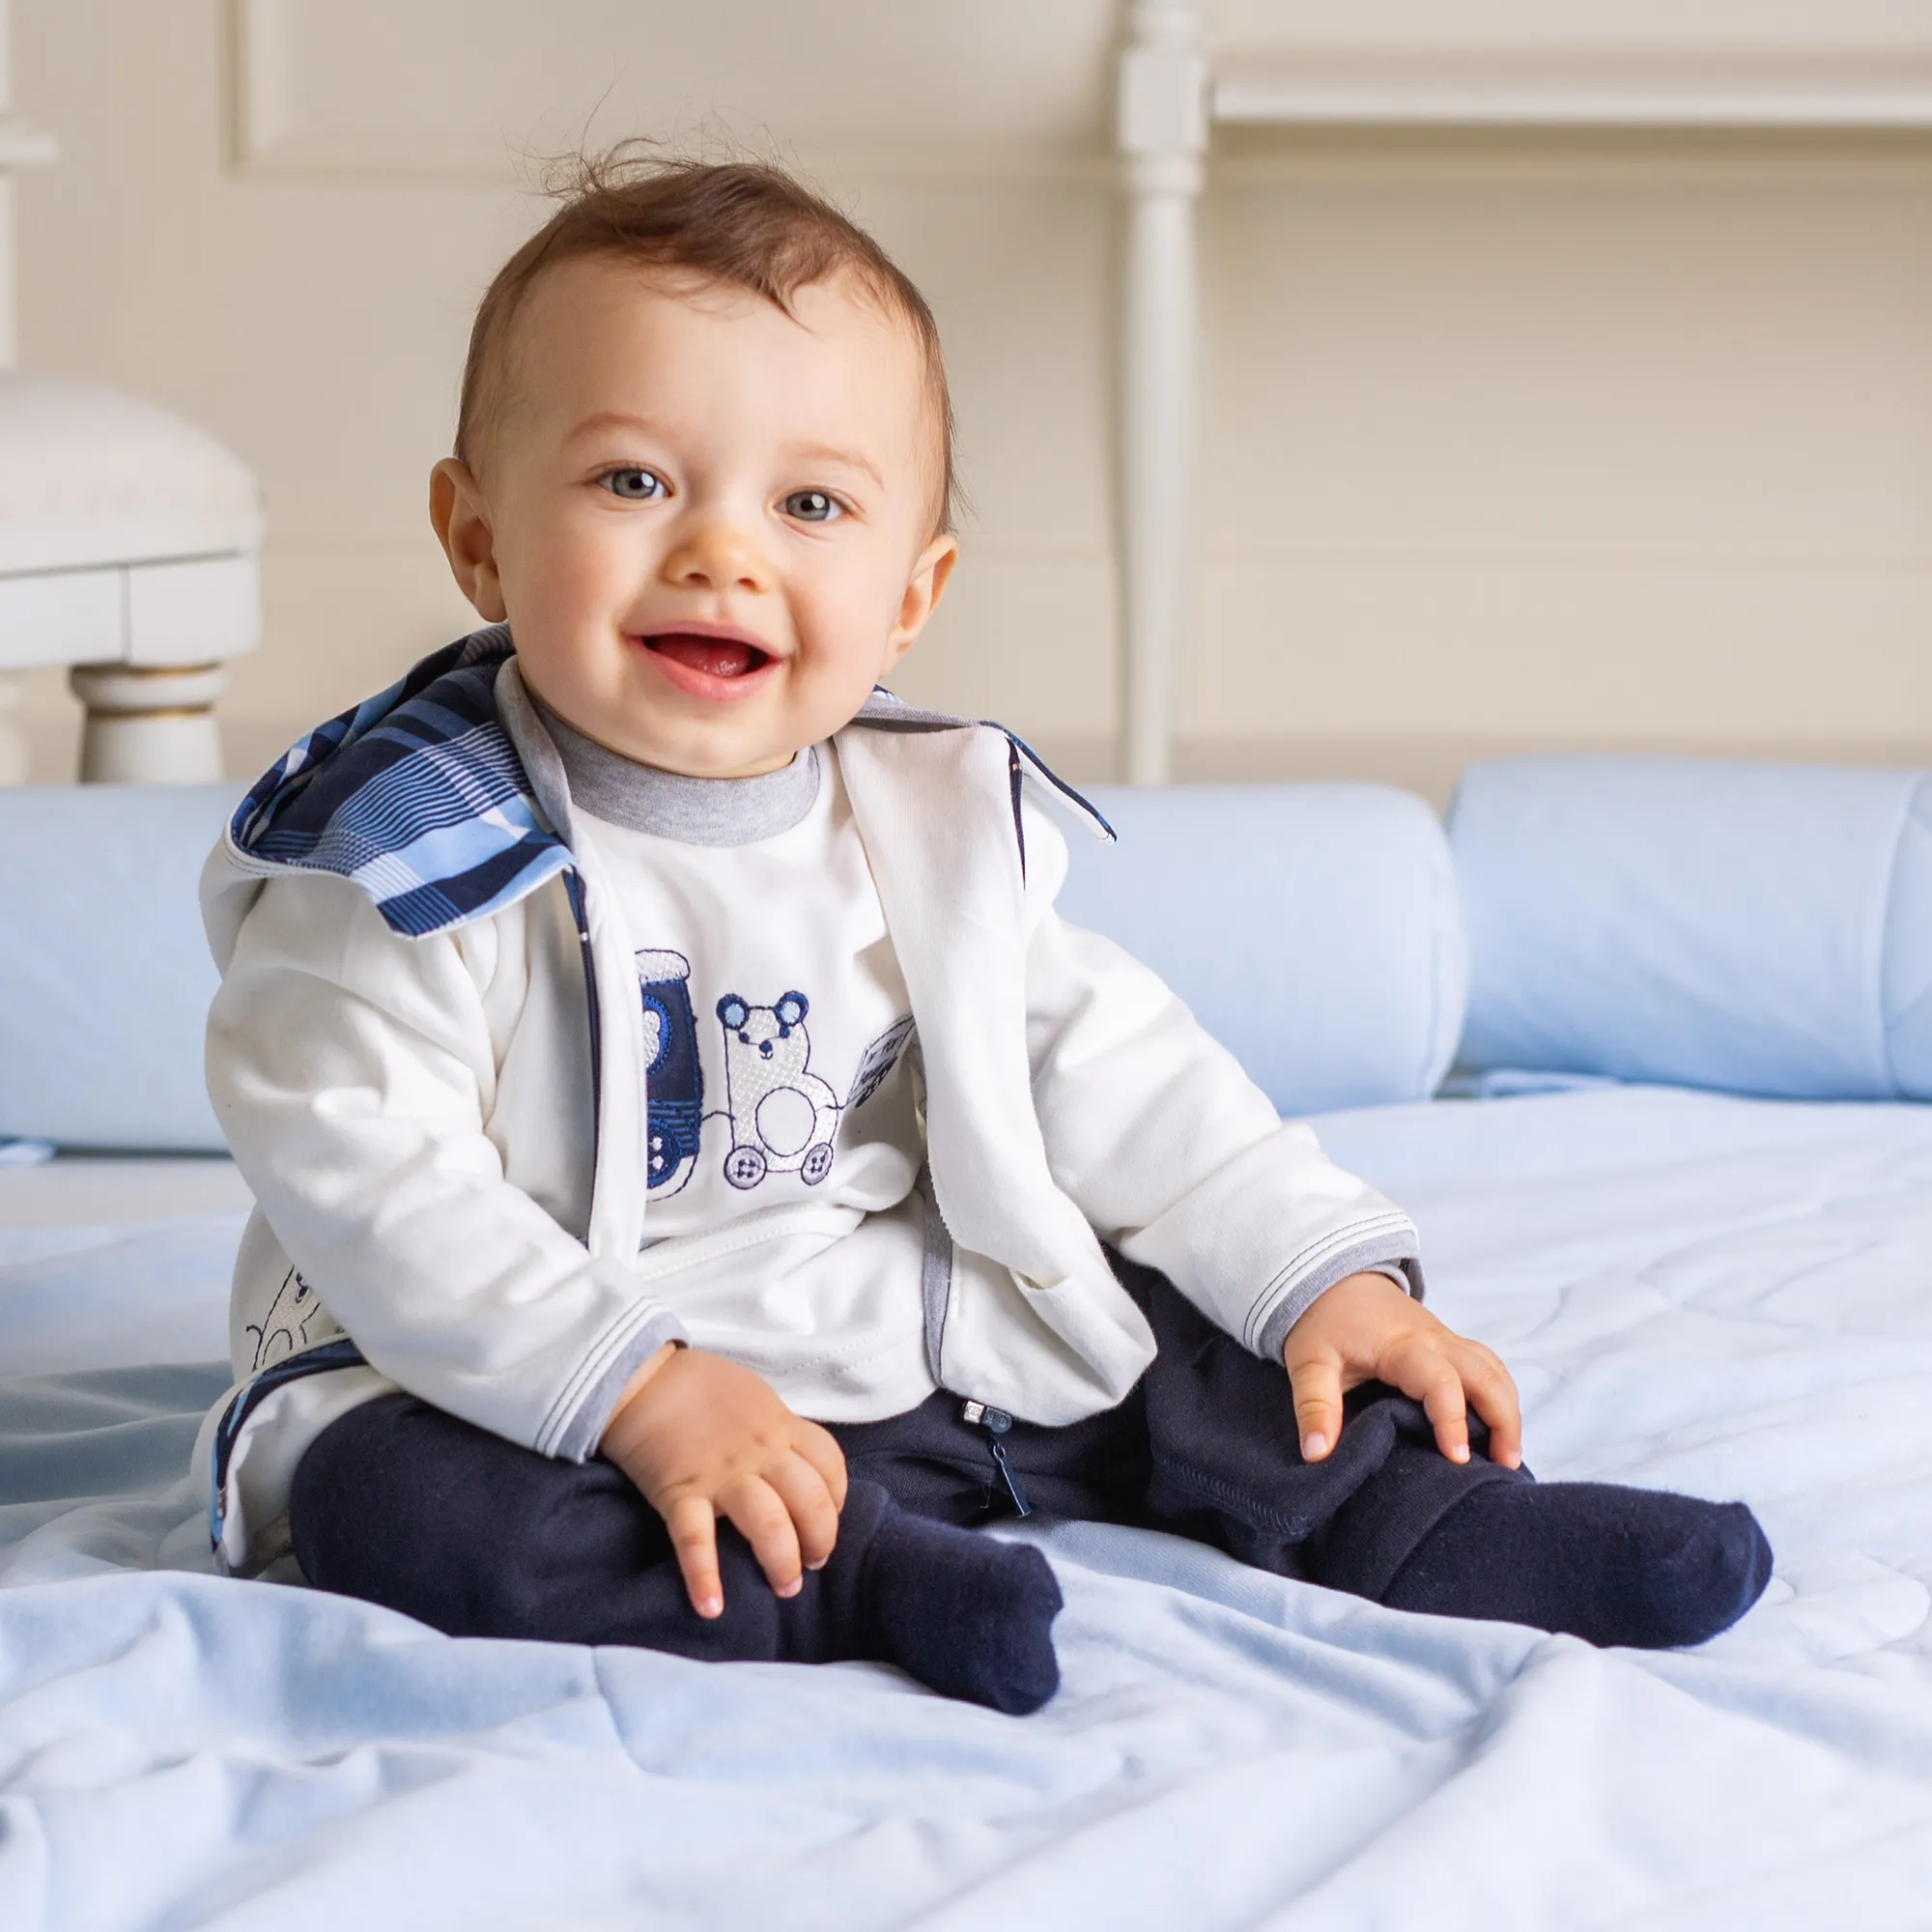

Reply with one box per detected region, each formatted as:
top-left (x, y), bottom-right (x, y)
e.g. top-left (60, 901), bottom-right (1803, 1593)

top-left (663, 510), bottom-right (771, 595)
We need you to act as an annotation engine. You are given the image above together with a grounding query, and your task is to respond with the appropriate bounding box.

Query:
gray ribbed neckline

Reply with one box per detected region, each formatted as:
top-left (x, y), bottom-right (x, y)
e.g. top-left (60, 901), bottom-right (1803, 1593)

top-left (537, 703), bottom-right (821, 846)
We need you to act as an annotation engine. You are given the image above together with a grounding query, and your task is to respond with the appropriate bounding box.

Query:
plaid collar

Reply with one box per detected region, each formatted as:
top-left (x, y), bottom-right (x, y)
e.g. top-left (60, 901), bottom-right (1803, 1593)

top-left (230, 627), bottom-right (1112, 940)
top-left (228, 626), bottom-right (564, 938)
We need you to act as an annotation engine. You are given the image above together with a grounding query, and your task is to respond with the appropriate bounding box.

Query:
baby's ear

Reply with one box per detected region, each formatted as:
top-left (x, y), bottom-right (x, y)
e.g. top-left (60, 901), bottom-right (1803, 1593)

top-left (430, 458), bottom-right (507, 623)
top-left (883, 533), bottom-right (959, 668)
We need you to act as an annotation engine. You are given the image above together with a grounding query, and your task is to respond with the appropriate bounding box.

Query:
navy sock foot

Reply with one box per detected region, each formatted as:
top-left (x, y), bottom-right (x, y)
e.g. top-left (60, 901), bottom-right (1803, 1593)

top-left (860, 1512), bottom-right (1064, 1715)
top-left (1379, 1480), bottom-right (1774, 1650)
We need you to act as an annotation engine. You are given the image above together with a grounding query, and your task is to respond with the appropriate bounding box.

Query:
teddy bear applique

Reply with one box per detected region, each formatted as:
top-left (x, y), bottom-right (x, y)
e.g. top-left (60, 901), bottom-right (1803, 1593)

top-left (714, 991), bottom-right (840, 1188)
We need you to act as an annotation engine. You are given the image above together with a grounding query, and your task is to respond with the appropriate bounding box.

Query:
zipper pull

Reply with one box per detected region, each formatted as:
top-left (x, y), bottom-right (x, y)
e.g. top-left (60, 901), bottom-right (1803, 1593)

top-left (961, 1400), bottom-right (1033, 1518)
top-left (988, 1437), bottom-right (1033, 1519)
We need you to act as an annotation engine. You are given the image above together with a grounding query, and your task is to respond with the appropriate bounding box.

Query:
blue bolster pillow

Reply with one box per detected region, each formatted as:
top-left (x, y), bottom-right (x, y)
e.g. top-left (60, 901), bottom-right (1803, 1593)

top-left (1449, 756), bottom-right (1932, 1101)
top-left (0, 784), bottom-right (241, 1151)
top-left (1058, 783), bottom-right (1467, 1115)
top-left (5, 778), bottom-right (1467, 1151)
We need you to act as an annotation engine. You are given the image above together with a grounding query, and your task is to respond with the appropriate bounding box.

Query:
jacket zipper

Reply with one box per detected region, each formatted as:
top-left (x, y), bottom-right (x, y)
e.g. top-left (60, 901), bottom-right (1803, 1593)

top-left (561, 868), bottom-right (603, 1170)
top-left (961, 1399), bottom-right (1032, 1518)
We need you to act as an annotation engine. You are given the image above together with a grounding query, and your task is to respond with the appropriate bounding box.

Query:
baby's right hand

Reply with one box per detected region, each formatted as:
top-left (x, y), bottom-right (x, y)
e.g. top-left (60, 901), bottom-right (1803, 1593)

top-left (599, 1347), bottom-right (848, 1618)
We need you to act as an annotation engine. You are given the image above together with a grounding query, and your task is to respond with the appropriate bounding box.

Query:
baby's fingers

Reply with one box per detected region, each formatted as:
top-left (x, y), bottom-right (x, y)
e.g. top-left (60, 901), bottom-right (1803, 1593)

top-left (766, 1448), bottom-right (841, 1574)
top-left (718, 1473), bottom-right (805, 1602)
top-left (665, 1492), bottom-right (724, 1619)
top-left (1285, 1350), bottom-right (1346, 1462)
top-left (792, 1417), bottom-right (849, 1515)
top-left (1457, 1344), bottom-right (1522, 1469)
top-left (1389, 1345), bottom-right (1472, 1464)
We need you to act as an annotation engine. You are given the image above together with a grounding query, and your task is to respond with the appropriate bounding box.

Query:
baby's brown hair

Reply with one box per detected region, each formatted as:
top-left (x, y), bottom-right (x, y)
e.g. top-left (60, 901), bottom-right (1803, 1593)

top-left (456, 153), bottom-right (956, 534)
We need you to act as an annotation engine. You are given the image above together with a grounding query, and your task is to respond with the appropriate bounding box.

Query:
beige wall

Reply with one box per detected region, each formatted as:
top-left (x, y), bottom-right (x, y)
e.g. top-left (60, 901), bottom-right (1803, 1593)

top-left (1192, 129), bottom-right (1932, 799)
top-left (12, 2), bottom-right (1932, 803)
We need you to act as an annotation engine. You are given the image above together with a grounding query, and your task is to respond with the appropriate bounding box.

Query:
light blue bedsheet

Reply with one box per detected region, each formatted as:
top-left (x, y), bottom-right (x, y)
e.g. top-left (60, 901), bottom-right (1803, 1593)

top-left (7, 1087), bottom-right (1932, 1928)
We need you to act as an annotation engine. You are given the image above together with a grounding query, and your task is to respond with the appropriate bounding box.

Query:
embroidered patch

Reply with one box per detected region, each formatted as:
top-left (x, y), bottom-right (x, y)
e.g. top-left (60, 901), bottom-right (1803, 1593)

top-left (245, 1267), bottom-right (345, 1374)
top-left (715, 989), bottom-right (839, 1189)
top-left (637, 950), bottom-right (703, 1193)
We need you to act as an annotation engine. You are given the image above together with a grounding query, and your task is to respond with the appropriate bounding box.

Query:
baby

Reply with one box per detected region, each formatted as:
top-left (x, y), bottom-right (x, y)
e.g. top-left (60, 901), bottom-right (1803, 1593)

top-left (197, 157), bottom-right (1771, 1714)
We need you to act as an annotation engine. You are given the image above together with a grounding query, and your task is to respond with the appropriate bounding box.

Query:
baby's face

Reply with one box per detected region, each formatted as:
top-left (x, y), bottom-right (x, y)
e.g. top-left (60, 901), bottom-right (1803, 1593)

top-left (433, 255), bottom-right (954, 778)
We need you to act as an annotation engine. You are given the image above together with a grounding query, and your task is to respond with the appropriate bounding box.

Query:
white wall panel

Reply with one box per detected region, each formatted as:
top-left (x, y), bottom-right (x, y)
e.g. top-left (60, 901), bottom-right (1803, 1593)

top-left (231, 0), bottom-right (1118, 177)
top-left (1190, 137), bottom-right (1932, 761)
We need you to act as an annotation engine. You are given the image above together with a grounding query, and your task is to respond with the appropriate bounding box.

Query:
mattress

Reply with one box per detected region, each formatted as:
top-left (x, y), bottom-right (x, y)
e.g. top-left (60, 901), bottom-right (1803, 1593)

top-left (5, 1089), bottom-right (1932, 1928)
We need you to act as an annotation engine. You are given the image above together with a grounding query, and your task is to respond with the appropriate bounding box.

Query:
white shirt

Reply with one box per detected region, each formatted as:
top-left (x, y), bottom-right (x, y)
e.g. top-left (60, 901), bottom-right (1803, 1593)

top-left (554, 718), bottom-right (940, 1420)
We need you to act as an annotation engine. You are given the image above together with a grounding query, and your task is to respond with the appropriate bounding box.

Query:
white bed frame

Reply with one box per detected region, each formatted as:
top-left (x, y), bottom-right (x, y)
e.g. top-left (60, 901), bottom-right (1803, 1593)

top-left (1114, 2), bottom-right (1932, 781)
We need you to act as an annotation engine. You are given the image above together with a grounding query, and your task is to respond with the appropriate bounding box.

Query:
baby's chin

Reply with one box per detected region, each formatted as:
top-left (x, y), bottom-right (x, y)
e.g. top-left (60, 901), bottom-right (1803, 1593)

top-left (597, 705), bottom-right (811, 781)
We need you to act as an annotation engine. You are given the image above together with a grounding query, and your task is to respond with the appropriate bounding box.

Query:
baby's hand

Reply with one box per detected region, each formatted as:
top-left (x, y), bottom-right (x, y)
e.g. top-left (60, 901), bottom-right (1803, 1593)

top-left (1282, 1271), bottom-right (1521, 1470)
top-left (599, 1347), bottom-right (848, 1618)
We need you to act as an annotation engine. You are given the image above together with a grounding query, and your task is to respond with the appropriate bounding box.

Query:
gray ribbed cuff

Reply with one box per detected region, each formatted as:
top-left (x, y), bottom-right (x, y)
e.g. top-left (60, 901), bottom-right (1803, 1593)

top-left (1256, 1250), bottom-right (1424, 1367)
top-left (551, 1307), bottom-right (690, 1462)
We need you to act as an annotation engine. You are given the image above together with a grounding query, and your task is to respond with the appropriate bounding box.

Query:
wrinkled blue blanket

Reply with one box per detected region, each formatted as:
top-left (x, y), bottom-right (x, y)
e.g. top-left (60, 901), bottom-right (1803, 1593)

top-left (6, 1088), bottom-right (1932, 1928)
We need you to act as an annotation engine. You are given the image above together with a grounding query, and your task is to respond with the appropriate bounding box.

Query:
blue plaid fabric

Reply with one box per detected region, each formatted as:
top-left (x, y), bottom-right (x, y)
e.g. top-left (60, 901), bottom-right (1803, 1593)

top-left (230, 627), bottom-right (574, 939)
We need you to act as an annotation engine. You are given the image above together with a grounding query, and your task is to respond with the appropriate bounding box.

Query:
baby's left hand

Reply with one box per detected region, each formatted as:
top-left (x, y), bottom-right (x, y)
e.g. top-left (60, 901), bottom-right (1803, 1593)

top-left (1283, 1271), bottom-right (1521, 1469)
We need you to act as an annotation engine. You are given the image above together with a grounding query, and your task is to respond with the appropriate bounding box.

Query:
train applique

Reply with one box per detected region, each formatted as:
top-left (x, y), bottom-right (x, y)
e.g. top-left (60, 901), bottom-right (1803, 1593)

top-left (636, 950), bottom-right (704, 1194)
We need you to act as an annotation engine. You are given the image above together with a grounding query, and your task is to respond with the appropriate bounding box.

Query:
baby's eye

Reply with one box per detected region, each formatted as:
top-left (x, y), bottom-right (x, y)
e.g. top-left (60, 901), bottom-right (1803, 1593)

top-left (781, 489), bottom-right (841, 524)
top-left (601, 469), bottom-right (666, 501)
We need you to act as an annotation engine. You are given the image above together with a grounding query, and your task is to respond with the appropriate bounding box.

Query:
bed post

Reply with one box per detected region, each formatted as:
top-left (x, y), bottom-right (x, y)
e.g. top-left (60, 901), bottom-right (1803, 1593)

top-left (1117, 0), bottom-right (1208, 784)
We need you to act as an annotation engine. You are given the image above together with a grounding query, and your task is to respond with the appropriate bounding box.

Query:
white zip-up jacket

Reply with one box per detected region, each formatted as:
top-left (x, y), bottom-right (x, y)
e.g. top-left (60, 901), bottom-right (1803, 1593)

top-left (194, 632), bottom-right (1421, 1574)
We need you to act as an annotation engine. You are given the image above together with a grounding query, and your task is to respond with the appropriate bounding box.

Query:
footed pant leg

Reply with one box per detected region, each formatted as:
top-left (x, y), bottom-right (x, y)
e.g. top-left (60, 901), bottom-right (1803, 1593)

top-left (1112, 1255), bottom-right (1520, 1582)
top-left (1374, 1478), bottom-right (1774, 1649)
top-left (292, 1390), bottom-right (857, 1662)
top-left (291, 1393), bottom-right (1061, 1710)
top-left (1111, 1256), bottom-right (1773, 1647)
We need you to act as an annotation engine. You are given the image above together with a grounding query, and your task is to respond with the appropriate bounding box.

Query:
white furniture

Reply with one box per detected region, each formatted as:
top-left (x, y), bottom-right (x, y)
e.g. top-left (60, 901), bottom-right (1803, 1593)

top-left (1113, 8), bottom-right (1932, 781)
top-left (0, 0), bottom-right (260, 785)
top-left (0, 373), bottom-right (263, 782)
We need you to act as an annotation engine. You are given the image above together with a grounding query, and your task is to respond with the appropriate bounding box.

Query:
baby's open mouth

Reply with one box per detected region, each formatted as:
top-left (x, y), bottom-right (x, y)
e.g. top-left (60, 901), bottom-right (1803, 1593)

top-left (643, 634), bottom-right (772, 679)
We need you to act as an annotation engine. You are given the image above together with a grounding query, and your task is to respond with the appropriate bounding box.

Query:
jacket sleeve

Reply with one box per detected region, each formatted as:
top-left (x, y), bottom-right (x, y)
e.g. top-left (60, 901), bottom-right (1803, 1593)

top-left (1020, 802), bottom-right (1422, 1362)
top-left (206, 871), bottom-right (684, 1460)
